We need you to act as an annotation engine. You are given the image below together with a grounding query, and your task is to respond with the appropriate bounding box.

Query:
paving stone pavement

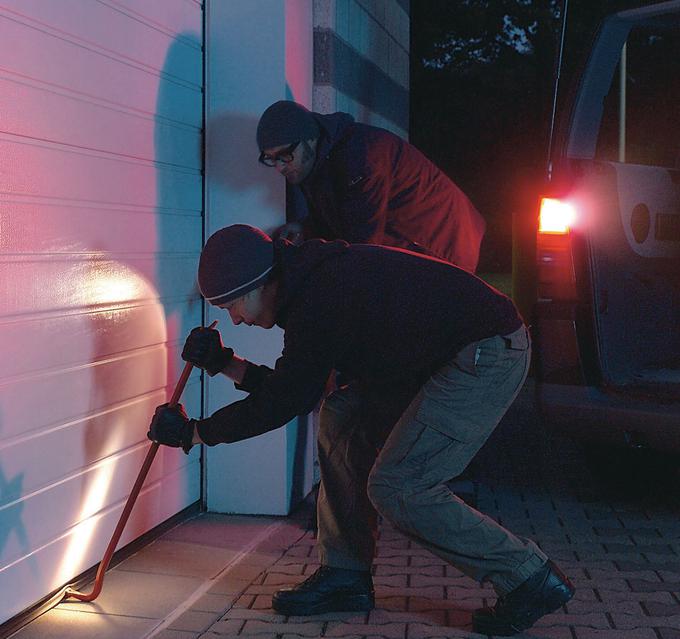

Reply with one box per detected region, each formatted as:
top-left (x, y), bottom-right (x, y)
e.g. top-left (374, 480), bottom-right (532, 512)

top-left (155, 383), bottom-right (680, 639)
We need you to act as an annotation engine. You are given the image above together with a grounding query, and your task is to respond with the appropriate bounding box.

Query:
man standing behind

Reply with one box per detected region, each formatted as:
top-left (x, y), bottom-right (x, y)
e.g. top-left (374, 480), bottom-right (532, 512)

top-left (256, 100), bottom-right (486, 272)
top-left (148, 225), bottom-right (574, 636)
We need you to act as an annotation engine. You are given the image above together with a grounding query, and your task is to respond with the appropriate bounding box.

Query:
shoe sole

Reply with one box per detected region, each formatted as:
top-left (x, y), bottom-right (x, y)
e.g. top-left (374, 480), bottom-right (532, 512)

top-left (472, 584), bottom-right (574, 636)
top-left (271, 593), bottom-right (374, 616)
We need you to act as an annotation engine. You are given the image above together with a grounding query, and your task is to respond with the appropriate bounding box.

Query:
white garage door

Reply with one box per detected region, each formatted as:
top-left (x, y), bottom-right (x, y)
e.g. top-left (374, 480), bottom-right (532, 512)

top-left (0, 0), bottom-right (204, 623)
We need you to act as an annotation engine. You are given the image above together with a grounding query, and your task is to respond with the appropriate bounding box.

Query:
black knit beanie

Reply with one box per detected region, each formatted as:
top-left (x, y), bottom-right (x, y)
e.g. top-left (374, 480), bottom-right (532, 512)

top-left (198, 225), bottom-right (274, 306)
top-left (256, 101), bottom-right (320, 151)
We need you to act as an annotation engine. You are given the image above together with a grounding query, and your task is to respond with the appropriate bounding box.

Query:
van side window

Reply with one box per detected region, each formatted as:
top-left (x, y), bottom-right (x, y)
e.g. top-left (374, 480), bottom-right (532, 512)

top-left (595, 23), bottom-right (680, 169)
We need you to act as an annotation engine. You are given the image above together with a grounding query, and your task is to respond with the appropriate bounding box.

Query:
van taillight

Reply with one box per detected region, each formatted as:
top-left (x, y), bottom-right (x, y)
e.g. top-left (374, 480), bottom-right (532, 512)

top-left (537, 197), bottom-right (577, 300)
top-left (538, 198), bottom-right (575, 234)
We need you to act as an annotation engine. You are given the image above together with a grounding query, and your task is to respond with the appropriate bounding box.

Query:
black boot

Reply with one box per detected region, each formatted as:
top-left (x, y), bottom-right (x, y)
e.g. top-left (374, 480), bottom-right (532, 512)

top-left (472, 561), bottom-right (574, 636)
top-left (272, 566), bottom-right (374, 616)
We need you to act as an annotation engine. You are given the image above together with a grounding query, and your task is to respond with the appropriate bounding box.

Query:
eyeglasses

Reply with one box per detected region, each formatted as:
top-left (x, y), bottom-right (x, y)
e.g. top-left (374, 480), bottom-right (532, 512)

top-left (259, 141), bottom-right (300, 167)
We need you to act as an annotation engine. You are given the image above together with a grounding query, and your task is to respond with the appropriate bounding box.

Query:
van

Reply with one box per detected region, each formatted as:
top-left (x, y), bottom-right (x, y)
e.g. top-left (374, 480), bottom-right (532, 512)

top-left (533, 0), bottom-right (680, 451)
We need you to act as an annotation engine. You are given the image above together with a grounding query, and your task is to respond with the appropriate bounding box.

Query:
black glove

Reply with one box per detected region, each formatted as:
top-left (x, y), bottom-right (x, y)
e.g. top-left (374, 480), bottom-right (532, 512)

top-left (181, 326), bottom-right (234, 376)
top-left (147, 403), bottom-right (195, 454)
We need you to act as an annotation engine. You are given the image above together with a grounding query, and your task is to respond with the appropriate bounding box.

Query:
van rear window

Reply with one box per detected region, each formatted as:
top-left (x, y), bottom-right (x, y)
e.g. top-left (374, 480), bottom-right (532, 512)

top-left (595, 23), bottom-right (680, 169)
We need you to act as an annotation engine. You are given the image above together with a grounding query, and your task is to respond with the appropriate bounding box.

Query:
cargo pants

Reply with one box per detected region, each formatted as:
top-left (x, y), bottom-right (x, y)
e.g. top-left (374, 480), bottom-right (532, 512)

top-left (316, 325), bottom-right (549, 595)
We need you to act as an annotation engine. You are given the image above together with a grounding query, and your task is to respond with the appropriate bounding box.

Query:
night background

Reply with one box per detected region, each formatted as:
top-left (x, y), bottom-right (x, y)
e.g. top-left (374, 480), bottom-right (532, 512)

top-left (410, 0), bottom-right (662, 273)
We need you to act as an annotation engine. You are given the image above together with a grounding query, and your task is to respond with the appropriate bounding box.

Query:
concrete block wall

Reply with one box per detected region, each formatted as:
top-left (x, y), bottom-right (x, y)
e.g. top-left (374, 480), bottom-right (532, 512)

top-left (313, 0), bottom-right (410, 138)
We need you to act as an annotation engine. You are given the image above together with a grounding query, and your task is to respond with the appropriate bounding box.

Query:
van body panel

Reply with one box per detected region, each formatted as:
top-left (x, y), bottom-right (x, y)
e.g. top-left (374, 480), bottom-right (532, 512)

top-left (535, 0), bottom-right (680, 451)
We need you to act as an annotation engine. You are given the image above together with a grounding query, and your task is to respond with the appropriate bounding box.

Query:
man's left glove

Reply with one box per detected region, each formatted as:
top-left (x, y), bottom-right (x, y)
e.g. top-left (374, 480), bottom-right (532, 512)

top-left (147, 403), bottom-right (195, 454)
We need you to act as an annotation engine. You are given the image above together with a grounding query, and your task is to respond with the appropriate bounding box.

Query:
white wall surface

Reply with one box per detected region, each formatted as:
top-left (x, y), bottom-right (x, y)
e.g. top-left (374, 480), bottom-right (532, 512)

top-left (0, 0), bottom-right (203, 623)
top-left (204, 0), bottom-right (316, 514)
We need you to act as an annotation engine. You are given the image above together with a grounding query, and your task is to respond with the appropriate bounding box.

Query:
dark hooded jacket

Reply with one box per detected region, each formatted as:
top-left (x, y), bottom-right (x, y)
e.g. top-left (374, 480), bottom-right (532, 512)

top-left (294, 112), bottom-right (486, 273)
top-left (195, 240), bottom-right (522, 446)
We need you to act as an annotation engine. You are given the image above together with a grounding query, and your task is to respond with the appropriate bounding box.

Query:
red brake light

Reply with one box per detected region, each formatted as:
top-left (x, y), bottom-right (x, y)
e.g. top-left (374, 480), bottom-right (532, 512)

top-left (538, 198), bottom-right (575, 234)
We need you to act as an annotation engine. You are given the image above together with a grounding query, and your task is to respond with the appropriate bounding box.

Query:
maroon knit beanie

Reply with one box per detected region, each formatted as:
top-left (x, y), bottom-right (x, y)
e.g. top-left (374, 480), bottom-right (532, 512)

top-left (198, 225), bottom-right (274, 306)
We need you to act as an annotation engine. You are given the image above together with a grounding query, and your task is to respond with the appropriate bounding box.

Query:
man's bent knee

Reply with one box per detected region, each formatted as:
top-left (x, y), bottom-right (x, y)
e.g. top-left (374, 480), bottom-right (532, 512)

top-left (368, 469), bottom-right (461, 523)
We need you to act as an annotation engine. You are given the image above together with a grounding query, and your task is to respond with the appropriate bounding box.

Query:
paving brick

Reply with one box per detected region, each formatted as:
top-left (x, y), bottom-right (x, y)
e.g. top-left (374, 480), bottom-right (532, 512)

top-left (225, 609), bottom-right (286, 622)
top-left (614, 560), bottom-right (671, 571)
top-left (535, 535), bottom-right (575, 547)
top-left (378, 540), bottom-right (411, 551)
top-left (641, 600), bottom-right (680, 616)
top-left (548, 549), bottom-right (581, 561)
top-left (566, 599), bottom-right (643, 615)
top-left (280, 636), bottom-right (364, 639)
top-left (572, 577), bottom-right (631, 592)
top-left (587, 519), bottom-right (625, 529)
top-left (596, 528), bottom-right (660, 538)
top-left (190, 593), bottom-right (237, 613)
top-left (374, 574), bottom-right (409, 588)
top-left (410, 574), bottom-right (467, 588)
top-left (267, 563), bottom-right (305, 575)
top-left (251, 594), bottom-right (272, 609)
top-left (405, 622), bottom-right (482, 639)
top-left (374, 555), bottom-right (409, 566)
top-left (380, 530), bottom-right (408, 542)
top-left (241, 620), bottom-right (324, 636)
top-left (595, 589), bottom-right (675, 604)
top-left (561, 560), bottom-right (618, 572)
top-left (243, 584), bottom-right (280, 596)
top-left (154, 631), bottom-right (201, 639)
top-left (657, 572), bottom-right (680, 587)
top-left (367, 609), bottom-right (446, 625)
top-left (231, 594), bottom-right (257, 608)
top-left (589, 569), bottom-right (660, 582)
top-left (263, 572), bottom-right (306, 586)
top-left (209, 574), bottom-right (260, 596)
top-left (638, 539), bottom-right (679, 561)
top-left (445, 583), bottom-right (490, 600)
top-left (617, 515), bottom-right (653, 525)
top-left (375, 596), bottom-right (408, 611)
top-left (376, 585), bottom-right (445, 599)
top-left (282, 636), bottom-right (365, 639)
top-left (409, 555), bottom-right (448, 567)
top-left (571, 629), bottom-right (657, 639)
top-left (283, 545), bottom-right (315, 558)
top-left (242, 550), bottom-right (286, 567)
top-left (375, 564), bottom-right (444, 576)
top-left (633, 539), bottom-right (678, 549)
top-left (406, 547), bottom-right (446, 559)
top-left (534, 612), bottom-right (609, 629)
top-left (444, 565), bottom-right (471, 579)
top-left (614, 614), bottom-right (680, 630)
top-left (642, 550), bottom-right (679, 562)
top-left (274, 556), bottom-right (309, 565)
top-left (446, 607), bottom-right (475, 629)
top-left (324, 621), bottom-right (407, 637)
top-left (408, 597), bottom-right (479, 613)
top-left (287, 611), bottom-right (367, 623)
top-left (539, 627), bottom-right (577, 638)
top-left (207, 618), bottom-right (246, 635)
top-left (543, 540), bottom-right (606, 552)
top-left (574, 551), bottom-right (637, 562)
top-left (629, 579), bottom-right (680, 593)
